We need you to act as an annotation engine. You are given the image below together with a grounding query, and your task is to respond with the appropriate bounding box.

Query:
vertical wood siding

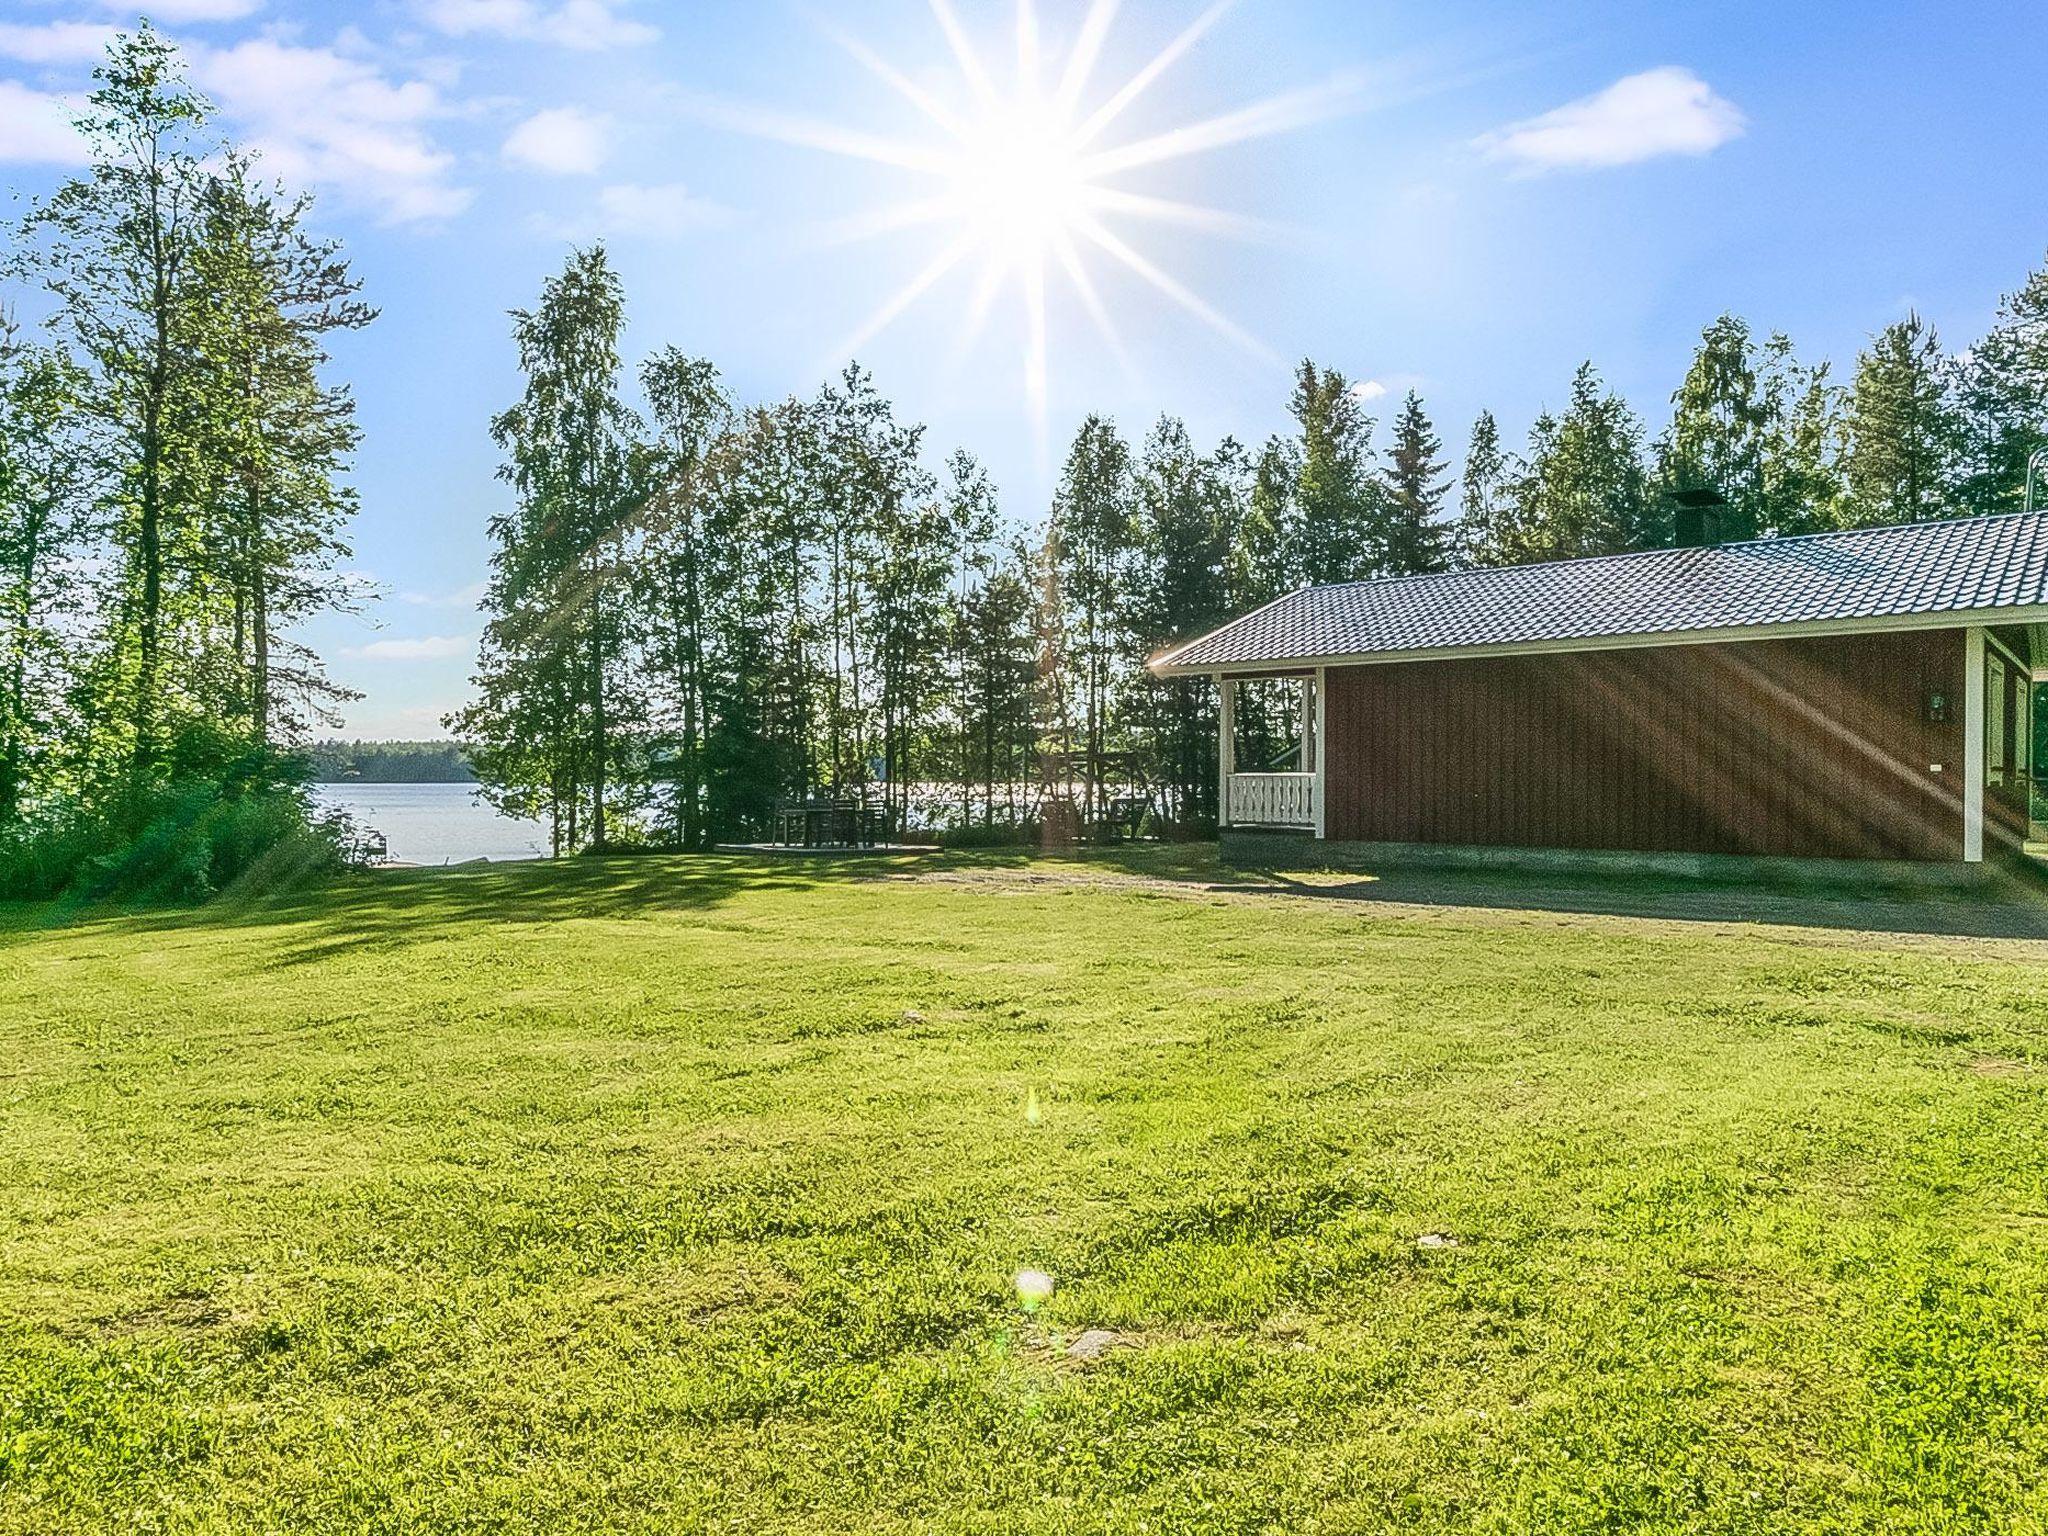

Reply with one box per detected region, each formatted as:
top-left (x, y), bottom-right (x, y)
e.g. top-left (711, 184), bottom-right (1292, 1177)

top-left (1321, 629), bottom-right (1969, 861)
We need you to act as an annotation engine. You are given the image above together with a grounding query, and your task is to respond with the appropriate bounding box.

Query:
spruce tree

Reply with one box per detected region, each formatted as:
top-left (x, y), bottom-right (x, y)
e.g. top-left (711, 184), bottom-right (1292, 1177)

top-left (1948, 259), bottom-right (2048, 516)
top-left (1286, 361), bottom-right (1385, 585)
top-left (1382, 391), bottom-right (1452, 574)
top-left (1658, 314), bottom-right (1767, 540)
top-left (1843, 313), bottom-right (1960, 526)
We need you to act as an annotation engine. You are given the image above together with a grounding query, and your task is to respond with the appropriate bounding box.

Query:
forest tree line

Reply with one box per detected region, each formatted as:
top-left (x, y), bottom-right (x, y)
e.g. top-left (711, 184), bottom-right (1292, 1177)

top-left (307, 741), bottom-right (476, 784)
top-left (458, 246), bottom-right (2047, 853)
top-left (4, 30), bottom-right (2044, 889)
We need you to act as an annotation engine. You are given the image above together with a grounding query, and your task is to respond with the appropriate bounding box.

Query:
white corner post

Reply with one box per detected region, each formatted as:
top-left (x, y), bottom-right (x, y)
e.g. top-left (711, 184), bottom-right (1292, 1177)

top-left (1963, 626), bottom-right (1986, 863)
top-left (1313, 666), bottom-right (1328, 840)
top-left (1217, 673), bottom-right (1235, 831)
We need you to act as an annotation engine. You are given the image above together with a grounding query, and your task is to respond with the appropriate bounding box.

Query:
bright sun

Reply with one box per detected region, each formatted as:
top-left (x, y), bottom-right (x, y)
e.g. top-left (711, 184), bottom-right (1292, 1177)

top-left (952, 96), bottom-right (1088, 265)
top-left (690, 0), bottom-right (1364, 458)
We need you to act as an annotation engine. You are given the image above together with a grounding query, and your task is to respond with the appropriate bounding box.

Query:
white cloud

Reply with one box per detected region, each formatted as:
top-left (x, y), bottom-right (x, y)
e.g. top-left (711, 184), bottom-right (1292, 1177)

top-left (1349, 379), bottom-right (1389, 402)
top-left (399, 580), bottom-right (488, 608)
top-left (0, 21), bottom-right (116, 64)
top-left (96, 0), bottom-right (264, 18)
top-left (0, 80), bottom-right (87, 164)
top-left (417, 0), bottom-right (655, 51)
top-left (538, 181), bottom-right (736, 241)
top-left (503, 106), bottom-right (607, 175)
top-left (192, 37), bottom-right (472, 223)
top-left (1477, 67), bottom-right (1745, 174)
top-left (344, 635), bottom-right (475, 661)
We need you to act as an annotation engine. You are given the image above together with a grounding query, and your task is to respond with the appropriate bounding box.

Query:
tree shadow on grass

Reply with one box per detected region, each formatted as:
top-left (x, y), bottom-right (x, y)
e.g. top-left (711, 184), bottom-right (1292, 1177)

top-left (0, 853), bottom-right (849, 966)
top-left (1211, 861), bottom-right (2048, 943)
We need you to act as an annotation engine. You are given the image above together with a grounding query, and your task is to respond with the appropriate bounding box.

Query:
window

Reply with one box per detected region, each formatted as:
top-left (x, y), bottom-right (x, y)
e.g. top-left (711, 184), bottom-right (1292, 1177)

top-left (2018, 672), bottom-right (2032, 781)
top-left (1989, 656), bottom-right (2008, 775)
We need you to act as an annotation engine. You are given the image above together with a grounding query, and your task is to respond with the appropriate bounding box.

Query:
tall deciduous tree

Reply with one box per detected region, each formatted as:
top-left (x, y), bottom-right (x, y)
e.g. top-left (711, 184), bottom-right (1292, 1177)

top-left (1757, 336), bottom-right (1847, 536)
top-left (1049, 413), bottom-right (1134, 831)
top-left (1458, 408), bottom-right (1523, 566)
top-left (1123, 417), bottom-right (1236, 830)
top-left (186, 158), bottom-right (373, 744)
top-left (1512, 363), bottom-right (1654, 559)
top-left (955, 542), bottom-right (1038, 827)
top-left (453, 246), bottom-right (644, 853)
top-left (638, 348), bottom-right (729, 846)
top-left (0, 326), bottom-right (89, 821)
top-left (17, 24), bottom-right (212, 778)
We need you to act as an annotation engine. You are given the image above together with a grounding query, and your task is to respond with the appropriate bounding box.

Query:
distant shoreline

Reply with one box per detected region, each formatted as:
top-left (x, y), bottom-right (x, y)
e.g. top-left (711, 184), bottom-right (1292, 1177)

top-left (308, 741), bottom-right (476, 785)
top-left (312, 777), bottom-right (481, 786)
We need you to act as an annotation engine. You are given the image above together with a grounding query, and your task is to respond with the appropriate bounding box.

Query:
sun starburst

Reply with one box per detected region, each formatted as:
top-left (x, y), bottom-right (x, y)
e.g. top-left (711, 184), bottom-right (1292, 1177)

top-left (685, 0), bottom-right (1368, 460)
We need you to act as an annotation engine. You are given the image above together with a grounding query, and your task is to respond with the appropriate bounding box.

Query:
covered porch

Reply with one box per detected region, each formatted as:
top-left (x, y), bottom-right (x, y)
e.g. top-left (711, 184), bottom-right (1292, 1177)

top-left (1215, 669), bottom-right (1324, 835)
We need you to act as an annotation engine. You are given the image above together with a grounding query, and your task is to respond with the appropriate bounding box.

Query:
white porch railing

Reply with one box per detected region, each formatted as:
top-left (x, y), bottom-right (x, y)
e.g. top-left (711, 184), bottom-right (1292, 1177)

top-left (1227, 772), bottom-right (1317, 829)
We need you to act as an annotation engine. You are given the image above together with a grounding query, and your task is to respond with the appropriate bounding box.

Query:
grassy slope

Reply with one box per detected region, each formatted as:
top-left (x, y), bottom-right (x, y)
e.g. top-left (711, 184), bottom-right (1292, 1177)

top-left (2, 852), bottom-right (2046, 1534)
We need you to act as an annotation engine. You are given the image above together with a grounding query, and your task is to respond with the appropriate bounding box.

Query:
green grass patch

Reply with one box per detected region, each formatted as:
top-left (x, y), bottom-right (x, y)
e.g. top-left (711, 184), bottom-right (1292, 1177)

top-left (3, 852), bottom-right (2047, 1532)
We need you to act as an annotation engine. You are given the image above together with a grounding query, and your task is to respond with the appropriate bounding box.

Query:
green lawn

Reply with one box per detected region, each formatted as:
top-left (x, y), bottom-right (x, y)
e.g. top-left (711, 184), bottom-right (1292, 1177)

top-left (4, 852), bottom-right (2047, 1534)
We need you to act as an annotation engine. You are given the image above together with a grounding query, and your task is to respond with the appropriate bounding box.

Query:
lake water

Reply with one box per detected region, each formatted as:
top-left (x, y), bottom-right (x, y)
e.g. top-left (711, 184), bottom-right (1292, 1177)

top-left (310, 782), bottom-right (548, 865)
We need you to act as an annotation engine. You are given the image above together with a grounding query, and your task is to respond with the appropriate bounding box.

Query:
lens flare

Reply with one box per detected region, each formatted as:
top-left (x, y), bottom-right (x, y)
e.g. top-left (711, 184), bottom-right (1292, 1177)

top-left (1015, 1268), bottom-right (1056, 1309)
top-left (683, 0), bottom-right (1368, 456)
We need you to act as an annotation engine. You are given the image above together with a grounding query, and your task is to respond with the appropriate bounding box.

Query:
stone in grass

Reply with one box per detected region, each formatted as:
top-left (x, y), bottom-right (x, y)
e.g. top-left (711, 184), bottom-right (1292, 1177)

top-left (1415, 1232), bottom-right (1461, 1250)
top-left (1066, 1328), bottom-right (1119, 1361)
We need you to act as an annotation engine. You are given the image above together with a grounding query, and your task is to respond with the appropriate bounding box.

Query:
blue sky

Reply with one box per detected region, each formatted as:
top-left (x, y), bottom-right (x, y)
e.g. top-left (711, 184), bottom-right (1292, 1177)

top-left (1, 0), bottom-right (2043, 736)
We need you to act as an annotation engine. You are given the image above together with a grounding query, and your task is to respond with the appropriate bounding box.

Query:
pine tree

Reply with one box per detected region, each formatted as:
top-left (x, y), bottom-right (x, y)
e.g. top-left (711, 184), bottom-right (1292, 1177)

top-left (1843, 313), bottom-right (1959, 526)
top-left (1382, 391), bottom-right (1452, 574)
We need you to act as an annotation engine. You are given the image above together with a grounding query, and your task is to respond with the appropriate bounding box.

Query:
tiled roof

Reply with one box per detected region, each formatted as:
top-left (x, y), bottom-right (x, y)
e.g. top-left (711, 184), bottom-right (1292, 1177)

top-left (1153, 511), bottom-right (2048, 673)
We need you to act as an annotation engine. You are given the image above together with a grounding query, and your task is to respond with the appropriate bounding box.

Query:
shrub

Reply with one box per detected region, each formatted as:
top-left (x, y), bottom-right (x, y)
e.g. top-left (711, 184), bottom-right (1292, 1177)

top-left (0, 725), bottom-right (369, 902)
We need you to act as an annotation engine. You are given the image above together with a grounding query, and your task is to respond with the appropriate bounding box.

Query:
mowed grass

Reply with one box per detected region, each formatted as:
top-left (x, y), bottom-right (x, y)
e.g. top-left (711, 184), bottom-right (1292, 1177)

top-left (3, 852), bottom-right (2048, 1534)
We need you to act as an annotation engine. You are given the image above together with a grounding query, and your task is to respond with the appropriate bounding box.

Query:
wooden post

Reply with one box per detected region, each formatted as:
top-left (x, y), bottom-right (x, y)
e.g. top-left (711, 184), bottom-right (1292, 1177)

top-left (1217, 674), bottom-right (1235, 830)
top-left (1964, 626), bottom-right (1986, 863)
top-left (1313, 667), bottom-right (1327, 840)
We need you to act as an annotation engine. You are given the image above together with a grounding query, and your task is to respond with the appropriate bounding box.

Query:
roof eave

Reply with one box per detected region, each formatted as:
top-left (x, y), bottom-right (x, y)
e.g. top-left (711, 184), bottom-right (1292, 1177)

top-left (1149, 601), bottom-right (2048, 677)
